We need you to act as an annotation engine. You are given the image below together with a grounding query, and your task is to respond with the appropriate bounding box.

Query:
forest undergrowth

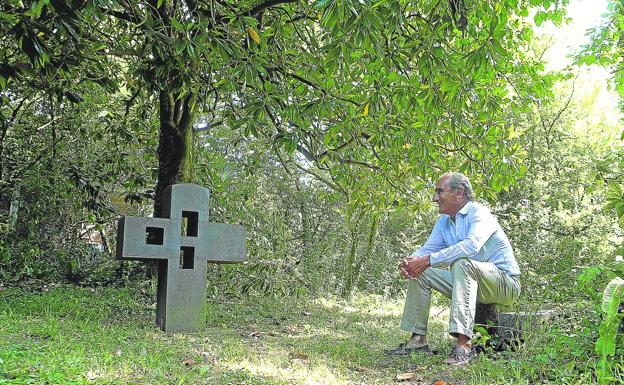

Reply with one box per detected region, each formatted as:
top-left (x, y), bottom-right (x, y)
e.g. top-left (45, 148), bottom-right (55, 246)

top-left (0, 282), bottom-right (621, 385)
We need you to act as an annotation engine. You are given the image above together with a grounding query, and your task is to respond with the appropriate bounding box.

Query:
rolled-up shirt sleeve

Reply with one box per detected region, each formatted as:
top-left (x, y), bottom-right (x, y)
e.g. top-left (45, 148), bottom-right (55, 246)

top-left (429, 209), bottom-right (498, 267)
top-left (411, 219), bottom-right (447, 257)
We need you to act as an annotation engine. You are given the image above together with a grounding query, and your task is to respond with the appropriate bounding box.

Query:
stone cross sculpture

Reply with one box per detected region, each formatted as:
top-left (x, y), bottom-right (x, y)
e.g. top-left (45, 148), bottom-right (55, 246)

top-left (116, 183), bottom-right (245, 333)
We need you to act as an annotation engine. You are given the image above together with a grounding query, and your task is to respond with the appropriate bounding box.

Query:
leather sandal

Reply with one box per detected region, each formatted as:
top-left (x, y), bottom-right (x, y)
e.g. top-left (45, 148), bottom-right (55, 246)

top-left (383, 342), bottom-right (431, 356)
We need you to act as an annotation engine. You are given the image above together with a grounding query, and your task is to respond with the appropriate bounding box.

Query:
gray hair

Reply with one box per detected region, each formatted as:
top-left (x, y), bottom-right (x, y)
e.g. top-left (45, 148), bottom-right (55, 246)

top-left (446, 172), bottom-right (474, 201)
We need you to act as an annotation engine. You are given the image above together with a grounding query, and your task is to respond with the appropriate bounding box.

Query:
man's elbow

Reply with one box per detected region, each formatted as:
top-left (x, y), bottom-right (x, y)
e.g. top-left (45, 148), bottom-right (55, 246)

top-left (461, 240), bottom-right (480, 257)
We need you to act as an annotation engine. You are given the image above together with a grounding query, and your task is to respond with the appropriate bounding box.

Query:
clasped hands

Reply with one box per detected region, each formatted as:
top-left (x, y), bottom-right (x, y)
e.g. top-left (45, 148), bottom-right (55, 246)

top-left (399, 255), bottom-right (431, 279)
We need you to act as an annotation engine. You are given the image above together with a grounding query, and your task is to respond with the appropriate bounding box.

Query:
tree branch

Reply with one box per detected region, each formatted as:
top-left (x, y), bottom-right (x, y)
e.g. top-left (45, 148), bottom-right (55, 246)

top-left (240, 0), bottom-right (298, 17)
top-left (285, 71), bottom-right (361, 107)
top-left (98, 6), bottom-right (143, 23)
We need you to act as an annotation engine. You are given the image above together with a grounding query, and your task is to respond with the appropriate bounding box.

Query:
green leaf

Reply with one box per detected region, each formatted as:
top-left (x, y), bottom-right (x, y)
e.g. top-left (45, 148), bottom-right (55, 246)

top-left (24, 0), bottom-right (50, 18)
top-left (602, 277), bottom-right (624, 314)
top-left (170, 18), bottom-right (184, 31)
top-left (595, 277), bottom-right (624, 383)
top-left (314, 0), bottom-right (333, 8)
top-left (534, 11), bottom-right (547, 26)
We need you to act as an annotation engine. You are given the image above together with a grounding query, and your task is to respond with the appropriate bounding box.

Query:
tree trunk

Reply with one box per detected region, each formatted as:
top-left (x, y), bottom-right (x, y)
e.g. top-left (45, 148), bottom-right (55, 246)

top-left (351, 213), bottom-right (379, 291)
top-left (0, 111), bottom-right (11, 213)
top-left (149, 89), bottom-right (195, 281)
top-left (341, 208), bottom-right (365, 298)
top-left (341, 227), bottom-right (359, 298)
top-left (153, 90), bottom-right (195, 217)
top-left (296, 179), bottom-right (313, 271)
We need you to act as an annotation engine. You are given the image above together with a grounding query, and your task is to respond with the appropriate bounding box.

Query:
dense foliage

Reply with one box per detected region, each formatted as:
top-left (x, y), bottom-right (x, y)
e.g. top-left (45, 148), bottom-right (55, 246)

top-left (1, 0), bottom-right (624, 383)
top-left (0, 0), bottom-right (576, 289)
top-left (578, 0), bottom-right (624, 229)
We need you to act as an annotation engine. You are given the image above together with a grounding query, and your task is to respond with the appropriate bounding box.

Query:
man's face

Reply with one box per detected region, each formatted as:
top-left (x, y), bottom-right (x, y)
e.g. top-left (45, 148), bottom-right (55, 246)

top-left (433, 176), bottom-right (463, 217)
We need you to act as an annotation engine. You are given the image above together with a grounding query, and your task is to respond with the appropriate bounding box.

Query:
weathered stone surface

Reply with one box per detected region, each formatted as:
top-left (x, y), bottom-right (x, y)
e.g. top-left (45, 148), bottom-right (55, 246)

top-left (496, 310), bottom-right (556, 340)
top-left (474, 303), bottom-right (498, 327)
top-left (474, 304), bottom-right (556, 340)
top-left (116, 183), bottom-right (246, 333)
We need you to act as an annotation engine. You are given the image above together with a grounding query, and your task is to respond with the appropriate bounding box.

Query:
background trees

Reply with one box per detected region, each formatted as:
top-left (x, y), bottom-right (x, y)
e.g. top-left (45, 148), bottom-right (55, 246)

top-left (3, 0), bottom-right (620, 303)
top-left (577, 0), bottom-right (624, 230)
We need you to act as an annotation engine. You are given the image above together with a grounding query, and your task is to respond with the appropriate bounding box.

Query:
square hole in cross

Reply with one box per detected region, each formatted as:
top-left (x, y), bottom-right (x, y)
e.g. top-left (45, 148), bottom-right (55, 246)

top-left (181, 211), bottom-right (199, 237)
top-left (146, 227), bottom-right (164, 245)
top-left (180, 246), bottom-right (195, 269)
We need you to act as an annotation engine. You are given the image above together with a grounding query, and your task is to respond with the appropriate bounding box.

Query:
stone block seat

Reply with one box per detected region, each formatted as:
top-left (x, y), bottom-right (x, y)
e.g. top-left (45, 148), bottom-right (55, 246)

top-left (474, 303), bottom-right (557, 342)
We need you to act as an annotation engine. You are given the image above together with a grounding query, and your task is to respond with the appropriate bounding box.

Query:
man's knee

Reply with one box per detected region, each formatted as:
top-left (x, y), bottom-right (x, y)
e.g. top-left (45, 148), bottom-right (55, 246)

top-left (409, 267), bottom-right (434, 289)
top-left (450, 257), bottom-right (472, 274)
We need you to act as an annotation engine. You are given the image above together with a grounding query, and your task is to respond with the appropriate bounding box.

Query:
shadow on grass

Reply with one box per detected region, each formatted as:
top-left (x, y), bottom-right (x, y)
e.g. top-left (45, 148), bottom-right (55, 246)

top-left (0, 286), bottom-right (482, 384)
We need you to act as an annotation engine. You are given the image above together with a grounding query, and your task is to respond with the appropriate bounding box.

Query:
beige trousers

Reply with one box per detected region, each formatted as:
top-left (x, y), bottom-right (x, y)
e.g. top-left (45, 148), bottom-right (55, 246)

top-left (400, 258), bottom-right (521, 338)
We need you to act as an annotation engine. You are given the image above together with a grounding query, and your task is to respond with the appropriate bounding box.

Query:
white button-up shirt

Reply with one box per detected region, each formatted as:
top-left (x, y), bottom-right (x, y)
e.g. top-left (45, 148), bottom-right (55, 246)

top-left (411, 201), bottom-right (520, 276)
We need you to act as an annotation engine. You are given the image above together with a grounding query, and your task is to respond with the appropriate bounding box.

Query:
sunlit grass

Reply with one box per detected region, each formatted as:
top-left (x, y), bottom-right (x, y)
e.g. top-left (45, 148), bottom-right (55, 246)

top-left (0, 285), bottom-right (609, 384)
top-left (0, 286), bottom-right (439, 384)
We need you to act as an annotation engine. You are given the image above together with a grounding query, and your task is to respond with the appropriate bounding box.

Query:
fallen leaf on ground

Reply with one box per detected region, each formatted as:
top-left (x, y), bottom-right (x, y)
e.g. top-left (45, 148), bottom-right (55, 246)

top-left (182, 358), bottom-right (195, 366)
top-left (289, 352), bottom-right (309, 362)
top-left (350, 365), bottom-right (370, 373)
top-left (396, 372), bottom-right (416, 381)
top-left (433, 381), bottom-right (448, 385)
top-left (247, 330), bottom-right (278, 338)
top-left (85, 369), bottom-right (98, 380)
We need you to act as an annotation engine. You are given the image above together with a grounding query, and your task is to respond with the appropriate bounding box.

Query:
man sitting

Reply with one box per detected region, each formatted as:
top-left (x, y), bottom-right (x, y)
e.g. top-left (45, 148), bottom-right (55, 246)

top-left (384, 172), bottom-right (521, 366)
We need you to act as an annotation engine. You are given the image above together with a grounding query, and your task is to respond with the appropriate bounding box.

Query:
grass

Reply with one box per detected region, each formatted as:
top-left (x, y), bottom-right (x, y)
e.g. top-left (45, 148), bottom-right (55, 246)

top-left (0, 284), bottom-right (614, 384)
